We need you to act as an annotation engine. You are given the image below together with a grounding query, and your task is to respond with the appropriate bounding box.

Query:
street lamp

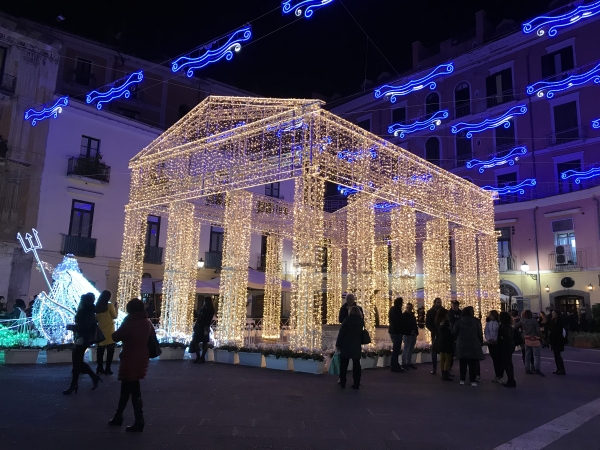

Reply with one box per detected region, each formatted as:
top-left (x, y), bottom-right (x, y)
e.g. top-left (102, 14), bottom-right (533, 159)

top-left (197, 258), bottom-right (205, 269)
top-left (588, 283), bottom-right (593, 291)
top-left (545, 285), bottom-right (550, 292)
top-left (520, 261), bottom-right (529, 273)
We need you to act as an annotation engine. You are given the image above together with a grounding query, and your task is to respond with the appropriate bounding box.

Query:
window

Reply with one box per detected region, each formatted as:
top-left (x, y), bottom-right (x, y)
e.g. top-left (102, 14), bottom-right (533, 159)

top-left (75, 58), bottom-right (92, 86)
top-left (80, 136), bottom-right (100, 159)
top-left (69, 200), bottom-right (94, 238)
top-left (357, 119), bottom-right (370, 131)
top-left (425, 92), bottom-right (440, 118)
top-left (391, 107), bottom-right (406, 125)
top-left (178, 104), bottom-right (191, 119)
top-left (556, 159), bottom-right (581, 193)
top-left (455, 133), bottom-right (472, 165)
top-left (497, 172), bottom-right (518, 204)
top-left (542, 47), bottom-right (574, 81)
top-left (454, 82), bottom-right (470, 118)
top-left (555, 232), bottom-right (576, 250)
top-left (265, 182), bottom-right (280, 198)
top-left (425, 137), bottom-right (441, 167)
top-left (495, 119), bottom-right (515, 156)
top-left (496, 227), bottom-right (513, 268)
top-left (146, 216), bottom-right (161, 247)
top-left (209, 226), bottom-right (224, 253)
top-left (553, 101), bottom-right (579, 143)
top-left (486, 68), bottom-right (513, 108)
top-left (119, 108), bottom-right (140, 120)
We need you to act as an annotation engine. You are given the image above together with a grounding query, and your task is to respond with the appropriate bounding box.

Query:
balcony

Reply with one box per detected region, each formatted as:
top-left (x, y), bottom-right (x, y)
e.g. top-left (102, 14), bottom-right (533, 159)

top-left (548, 248), bottom-right (590, 272)
top-left (498, 256), bottom-right (516, 272)
top-left (62, 234), bottom-right (97, 258)
top-left (487, 89), bottom-right (514, 108)
top-left (454, 103), bottom-right (471, 119)
top-left (548, 126), bottom-right (583, 146)
top-left (0, 73), bottom-right (16, 94)
top-left (205, 251), bottom-right (222, 269)
top-left (144, 245), bottom-right (163, 265)
top-left (67, 157), bottom-right (111, 183)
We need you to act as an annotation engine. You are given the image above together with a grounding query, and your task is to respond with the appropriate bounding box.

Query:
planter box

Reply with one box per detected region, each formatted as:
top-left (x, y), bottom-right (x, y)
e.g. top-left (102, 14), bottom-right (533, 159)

top-left (87, 347), bottom-right (121, 363)
top-left (376, 355), bottom-right (391, 367)
top-left (293, 359), bottom-right (324, 374)
top-left (361, 357), bottom-right (377, 369)
top-left (238, 352), bottom-right (265, 367)
top-left (46, 349), bottom-right (73, 364)
top-left (4, 349), bottom-right (40, 364)
top-left (265, 355), bottom-right (293, 370)
top-left (207, 348), bottom-right (215, 361)
top-left (574, 340), bottom-right (594, 349)
top-left (214, 350), bottom-right (239, 364)
top-left (158, 347), bottom-right (185, 360)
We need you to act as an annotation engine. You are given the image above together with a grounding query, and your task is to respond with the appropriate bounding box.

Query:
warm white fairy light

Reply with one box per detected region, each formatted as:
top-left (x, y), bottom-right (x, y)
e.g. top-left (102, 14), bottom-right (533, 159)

top-left (263, 234), bottom-right (283, 340)
top-left (390, 206), bottom-right (417, 302)
top-left (326, 245), bottom-right (343, 325)
top-left (373, 244), bottom-right (390, 326)
top-left (423, 218), bottom-right (451, 311)
top-left (478, 233), bottom-right (501, 316)
top-left (454, 227), bottom-right (479, 315)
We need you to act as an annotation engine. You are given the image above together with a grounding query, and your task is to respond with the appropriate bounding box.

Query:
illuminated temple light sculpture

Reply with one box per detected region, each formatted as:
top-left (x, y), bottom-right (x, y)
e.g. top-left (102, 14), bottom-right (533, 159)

top-left (423, 218), bottom-right (451, 311)
top-left (451, 105), bottom-right (528, 138)
top-left (477, 233), bottom-right (501, 315)
top-left (483, 178), bottom-right (537, 196)
top-left (282, 0), bottom-right (334, 18)
top-left (522, 0), bottom-right (600, 37)
top-left (263, 234), bottom-right (284, 340)
top-left (326, 245), bottom-right (342, 325)
top-left (526, 63), bottom-right (600, 98)
top-left (560, 167), bottom-right (600, 184)
top-left (454, 227), bottom-right (479, 316)
top-left (171, 26), bottom-right (252, 78)
top-left (24, 96), bottom-right (68, 126)
top-left (373, 244), bottom-right (390, 326)
top-left (388, 110), bottom-right (449, 138)
top-left (390, 206), bottom-right (416, 302)
top-left (592, 118), bottom-right (600, 129)
top-left (86, 71), bottom-right (144, 110)
top-left (374, 63), bottom-right (454, 103)
top-left (466, 146), bottom-right (527, 173)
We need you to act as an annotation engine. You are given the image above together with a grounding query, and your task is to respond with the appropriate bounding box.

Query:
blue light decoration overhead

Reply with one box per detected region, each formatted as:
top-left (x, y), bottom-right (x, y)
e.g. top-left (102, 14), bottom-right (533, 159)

top-left (466, 146), bottom-right (528, 173)
top-left (24, 96), bottom-right (68, 126)
top-left (86, 71), bottom-right (144, 110)
top-left (522, 1), bottom-right (600, 37)
top-left (374, 63), bottom-right (454, 103)
top-left (526, 63), bottom-right (600, 99)
top-left (337, 181), bottom-right (375, 196)
top-left (593, 118), bottom-right (600, 129)
top-left (171, 26), bottom-right (252, 78)
top-left (483, 179), bottom-right (536, 196)
top-left (451, 105), bottom-right (527, 138)
top-left (267, 118), bottom-right (307, 137)
top-left (337, 146), bottom-right (378, 163)
top-left (560, 167), bottom-right (600, 185)
top-left (282, 0), bottom-right (334, 18)
top-left (388, 110), bottom-right (449, 138)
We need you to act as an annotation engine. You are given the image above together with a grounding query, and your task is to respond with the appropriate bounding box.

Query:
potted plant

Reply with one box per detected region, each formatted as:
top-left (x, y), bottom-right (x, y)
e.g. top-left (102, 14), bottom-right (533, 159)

top-left (238, 345), bottom-right (265, 367)
top-left (214, 345), bottom-right (239, 364)
top-left (45, 343), bottom-right (74, 364)
top-left (375, 346), bottom-right (393, 368)
top-left (360, 350), bottom-right (378, 369)
top-left (262, 345), bottom-right (293, 370)
top-left (415, 344), bottom-right (432, 363)
top-left (290, 349), bottom-right (325, 374)
top-left (570, 332), bottom-right (600, 349)
top-left (158, 341), bottom-right (186, 360)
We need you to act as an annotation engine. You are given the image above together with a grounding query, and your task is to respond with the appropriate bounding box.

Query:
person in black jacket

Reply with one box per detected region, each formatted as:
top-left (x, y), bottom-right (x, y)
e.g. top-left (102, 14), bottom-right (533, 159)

top-left (388, 297), bottom-right (404, 373)
top-left (336, 306), bottom-right (364, 389)
top-left (338, 294), bottom-right (362, 323)
top-left (548, 311), bottom-right (566, 375)
top-left (498, 311), bottom-right (516, 388)
top-left (401, 303), bottom-right (418, 370)
top-left (426, 297), bottom-right (443, 375)
top-left (432, 307), bottom-right (453, 381)
top-left (192, 297), bottom-right (215, 363)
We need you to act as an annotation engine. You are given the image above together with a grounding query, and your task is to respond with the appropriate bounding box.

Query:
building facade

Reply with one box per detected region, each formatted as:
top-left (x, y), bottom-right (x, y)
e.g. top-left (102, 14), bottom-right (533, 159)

top-left (331, 7), bottom-right (600, 314)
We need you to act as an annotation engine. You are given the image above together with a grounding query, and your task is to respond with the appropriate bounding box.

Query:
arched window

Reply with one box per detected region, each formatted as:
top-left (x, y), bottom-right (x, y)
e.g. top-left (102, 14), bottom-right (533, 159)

top-left (454, 82), bottom-right (470, 118)
top-left (178, 104), bottom-right (191, 119)
top-left (425, 92), bottom-right (440, 118)
top-left (425, 137), bottom-right (441, 167)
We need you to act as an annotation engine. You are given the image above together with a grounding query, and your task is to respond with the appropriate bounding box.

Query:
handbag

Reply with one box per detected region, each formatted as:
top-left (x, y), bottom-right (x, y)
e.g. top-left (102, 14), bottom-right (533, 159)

top-left (148, 330), bottom-right (162, 358)
top-left (524, 335), bottom-right (541, 347)
top-left (328, 352), bottom-right (341, 376)
top-left (361, 327), bottom-right (371, 345)
top-left (90, 325), bottom-right (105, 345)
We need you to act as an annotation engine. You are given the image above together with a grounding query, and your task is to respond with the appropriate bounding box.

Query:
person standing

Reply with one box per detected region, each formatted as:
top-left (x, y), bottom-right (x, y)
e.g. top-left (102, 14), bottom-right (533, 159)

top-left (452, 306), bottom-right (484, 386)
top-left (498, 312), bottom-right (516, 388)
top-left (109, 298), bottom-right (155, 432)
top-left (432, 307), bottom-right (453, 381)
top-left (538, 311), bottom-right (549, 348)
top-left (64, 293), bottom-right (102, 395)
top-left (548, 310), bottom-right (566, 375)
top-left (447, 300), bottom-right (462, 373)
top-left (401, 303), bottom-right (418, 370)
top-left (485, 310), bottom-right (502, 383)
top-left (336, 306), bottom-right (364, 389)
top-left (511, 310), bottom-right (526, 365)
top-left (388, 297), bottom-right (405, 373)
top-left (192, 297), bottom-right (215, 363)
top-left (95, 290), bottom-right (118, 375)
top-left (339, 293), bottom-right (363, 323)
top-left (514, 310), bottom-right (544, 377)
top-left (426, 297), bottom-right (443, 375)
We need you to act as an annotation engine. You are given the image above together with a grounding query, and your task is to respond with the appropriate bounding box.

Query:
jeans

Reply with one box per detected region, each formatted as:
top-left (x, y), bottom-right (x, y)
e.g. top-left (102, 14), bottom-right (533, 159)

top-left (402, 335), bottom-right (416, 366)
top-left (525, 345), bottom-right (541, 371)
top-left (459, 358), bottom-right (477, 382)
top-left (390, 334), bottom-right (403, 368)
top-left (488, 344), bottom-right (503, 378)
top-left (553, 349), bottom-right (565, 373)
top-left (340, 357), bottom-right (361, 387)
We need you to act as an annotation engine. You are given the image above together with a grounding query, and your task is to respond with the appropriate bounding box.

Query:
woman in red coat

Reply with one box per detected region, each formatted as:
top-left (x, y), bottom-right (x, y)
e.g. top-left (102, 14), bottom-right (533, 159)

top-left (108, 298), bottom-right (155, 432)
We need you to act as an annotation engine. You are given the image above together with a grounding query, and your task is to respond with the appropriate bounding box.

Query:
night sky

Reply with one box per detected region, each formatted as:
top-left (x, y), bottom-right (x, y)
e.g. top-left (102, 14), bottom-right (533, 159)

top-left (4, 0), bottom-right (557, 100)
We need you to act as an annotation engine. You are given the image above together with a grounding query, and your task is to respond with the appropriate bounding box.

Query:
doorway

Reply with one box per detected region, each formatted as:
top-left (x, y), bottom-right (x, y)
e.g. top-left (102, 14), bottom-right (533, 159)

top-left (554, 295), bottom-right (583, 314)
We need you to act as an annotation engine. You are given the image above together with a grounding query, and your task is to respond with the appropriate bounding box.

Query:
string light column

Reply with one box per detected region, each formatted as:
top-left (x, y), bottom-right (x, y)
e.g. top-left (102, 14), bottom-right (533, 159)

top-left (423, 218), bottom-right (451, 311)
top-left (326, 245), bottom-right (342, 325)
top-left (390, 206), bottom-right (417, 302)
top-left (262, 233), bottom-right (283, 340)
top-left (454, 227), bottom-right (479, 314)
top-left (373, 244), bottom-right (390, 326)
top-left (478, 233), bottom-right (501, 317)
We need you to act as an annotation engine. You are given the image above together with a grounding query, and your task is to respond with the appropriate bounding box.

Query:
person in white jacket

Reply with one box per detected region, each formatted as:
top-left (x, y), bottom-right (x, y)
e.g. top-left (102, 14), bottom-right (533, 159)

top-left (484, 310), bottom-right (503, 383)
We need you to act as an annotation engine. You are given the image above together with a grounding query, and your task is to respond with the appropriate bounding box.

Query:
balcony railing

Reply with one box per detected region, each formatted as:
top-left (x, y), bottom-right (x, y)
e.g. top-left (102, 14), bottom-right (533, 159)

top-left (498, 256), bottom-right (516, 272)
top-left (205, 251), bottom-right (222, 269)
top-left (548, 248), bottom-right (589, 272)
top-left (67, 157), bottom-right (111, 183)
top-left (62, 234), bottom-right (97, 258)
top-left (0, 73), bottom-right (16, 94)
top-left (454, 103), bottom-right (471, 118)
top-left (548, 126), bottom-right (583, 146)
top-left (487, 89), bottom-right (514, 108)
top-left (144, 245), bottom-right (163, 265)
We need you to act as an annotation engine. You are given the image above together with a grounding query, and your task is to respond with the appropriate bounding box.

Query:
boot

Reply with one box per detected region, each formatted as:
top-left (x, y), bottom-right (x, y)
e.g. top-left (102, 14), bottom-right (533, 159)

top-left (104, 346), bottom-right (114, 375)
top-left (126, 396), bottom-right (145, 432)
top-left (62, 383), bottom-right (79, 395)
top-left (96, 347), bottom-right (105, 375)
top-left (108, 412), bottom-right (124, 426)
top-left (441, 370), bottom-right (453, 381)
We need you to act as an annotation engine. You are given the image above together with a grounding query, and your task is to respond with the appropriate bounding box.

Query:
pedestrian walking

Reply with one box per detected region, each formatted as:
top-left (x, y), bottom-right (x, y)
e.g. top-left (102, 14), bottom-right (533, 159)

top-left (452, 306), bottom-right (484, 386)
top-left (498, 311), bottom-right (516, 388)
top-left (484, 310), bottom-right (503, 382)
top-left (426, 297), bottom-right (442, 375)
top-left (192, 297), bottom-right (215, 363)
top-left (548, 310), bottom-right (566, 375)
top-left (95, 290), bottom-right (117, 375)
top-left (514, 310), bottom-right (544, 377)
top-left (388, 297), bottom-right (404, 373)
top-left (109, 298), bottom-right (156, 432)
top-left (335, 306), bottom-right (364, 389)
top-left (400, 302), bottom-right (418, 370)
top-left (432, 307), bottom-right (453, 381)
top-left (63, 293), bottom-right (102, 395)
top-left (338, 293), bottom-right (363, 323)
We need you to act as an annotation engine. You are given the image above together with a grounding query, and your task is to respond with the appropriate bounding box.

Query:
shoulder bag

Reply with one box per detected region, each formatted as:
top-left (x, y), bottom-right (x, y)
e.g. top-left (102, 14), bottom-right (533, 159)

top-left (148, 324), bottom-right (162, 358)
top-left (361, 325), bottom-right (371, 345)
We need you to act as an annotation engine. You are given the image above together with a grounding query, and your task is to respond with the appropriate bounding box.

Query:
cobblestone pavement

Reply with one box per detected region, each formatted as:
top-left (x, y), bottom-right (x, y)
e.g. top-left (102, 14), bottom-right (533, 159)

top-left (0, 347), bottom-right (598, 450)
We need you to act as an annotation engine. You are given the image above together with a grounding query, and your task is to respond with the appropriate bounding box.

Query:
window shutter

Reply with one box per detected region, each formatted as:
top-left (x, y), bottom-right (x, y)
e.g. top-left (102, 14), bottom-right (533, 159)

top-left (553, 102), bottom-right (578, 133)
top-left (392, 107), bottom-right (406, 124)
top-left (500, 69), bottom-right (513, 92)
top-left (551, 218), bottom-right (574, 233)
top-left (560, 47), bottom-right (574, 72)
top-left (486, 74), bottom-right (496, 97)
top-left (425, 138), bottom-right (440, 166)
top-left (541, 54), bottom-right (554, 79)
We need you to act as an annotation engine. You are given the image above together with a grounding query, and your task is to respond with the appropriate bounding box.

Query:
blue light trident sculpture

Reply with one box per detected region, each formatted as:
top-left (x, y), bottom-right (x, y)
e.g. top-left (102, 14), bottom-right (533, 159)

top-left (17, 229), bottom-right (51, 291)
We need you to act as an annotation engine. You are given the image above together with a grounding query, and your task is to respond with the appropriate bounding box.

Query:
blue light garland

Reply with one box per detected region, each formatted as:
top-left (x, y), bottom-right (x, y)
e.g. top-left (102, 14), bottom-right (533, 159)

top-left (337, 146), bottom-right (377, 163)
top-left (374, 63), bottom-right (454, 103)
top-left (483, 178), bottom-right (536, 196)
top-left (86, 71), bottom-right (144, 110)
top-left (24, 96), bottom-right (68, 126)
top-left (171, 26), bottom-right (252, 78)
top-left (560, 167), bottom-right (600, 184)
top-left (526, 63), bottom-right (600, 99)
top-left (593, 118), bottom-right (600, 129)
top-left (388, 110), bottom-right (448, 138)
top-left (282, 0), bottom-right (334, 18)
top-left (466, 146), bottom-right (528, 173)
top-left (451, 105), bottom-right (527, 138)
top-left (267, 118), bottom-right (307, 137)
top-left (522, 1), bottom-right (600, 37)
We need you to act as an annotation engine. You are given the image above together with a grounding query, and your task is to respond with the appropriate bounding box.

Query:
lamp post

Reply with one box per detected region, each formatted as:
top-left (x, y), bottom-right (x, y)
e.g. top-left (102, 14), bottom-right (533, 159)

top-left (520, 261), bottom-right (529, 273)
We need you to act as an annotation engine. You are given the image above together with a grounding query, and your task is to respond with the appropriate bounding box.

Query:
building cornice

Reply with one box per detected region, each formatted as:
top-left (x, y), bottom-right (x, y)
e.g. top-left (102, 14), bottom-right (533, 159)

top-left (495, 185), bottom-right (600, 213)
